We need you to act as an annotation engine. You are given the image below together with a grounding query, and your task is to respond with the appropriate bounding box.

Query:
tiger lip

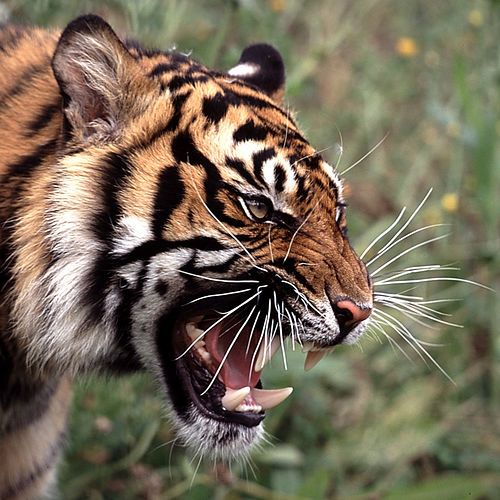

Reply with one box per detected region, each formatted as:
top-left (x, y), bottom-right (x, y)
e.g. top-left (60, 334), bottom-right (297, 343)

top-left (185, 320), bottom-right (330, 414)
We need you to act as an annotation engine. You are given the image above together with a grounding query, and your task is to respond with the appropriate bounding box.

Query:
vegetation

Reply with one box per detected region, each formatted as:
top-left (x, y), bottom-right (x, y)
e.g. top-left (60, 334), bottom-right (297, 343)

top-left (3, 0), bottom-right (499, 498)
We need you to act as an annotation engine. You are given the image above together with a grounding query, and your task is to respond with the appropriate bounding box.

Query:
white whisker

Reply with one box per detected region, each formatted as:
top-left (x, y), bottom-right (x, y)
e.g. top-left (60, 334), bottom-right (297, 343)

top-left (176, 290), bottom-right (261, 360)
top-left (366, 224), bottom-right (449, 267)
top-left (374, 188), bottom-right (433, 259)
top-left (373, 309), bottom-right (454, 383)
top-left (360, 206), bottom-right (407, 260)
top-left (178, 269), bottom-right (259, 284)
top-left (201, 304), bottom-right (257, 395)
top-left (184, 288), bottom-right (252, 306)
top-left (375, 277), bottom-right (494, 291)
top-left (283, 198), bottom-right (322, 263)
top-left (191, 182), bottom-right (268, 273)
top-left (370, 234), bottom-right (449, 277)
top-left (340, 132), bottom-right (388, 175)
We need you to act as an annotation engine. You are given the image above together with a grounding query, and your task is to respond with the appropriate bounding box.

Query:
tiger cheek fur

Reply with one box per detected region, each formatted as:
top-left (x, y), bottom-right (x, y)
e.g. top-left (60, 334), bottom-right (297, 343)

top-left (0, 14), bottom-right (372, 496)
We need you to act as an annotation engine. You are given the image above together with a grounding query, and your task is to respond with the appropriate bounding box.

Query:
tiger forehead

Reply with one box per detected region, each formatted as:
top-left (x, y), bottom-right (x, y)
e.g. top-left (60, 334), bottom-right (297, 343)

top-left (131, 48), bottom-right (343, 208)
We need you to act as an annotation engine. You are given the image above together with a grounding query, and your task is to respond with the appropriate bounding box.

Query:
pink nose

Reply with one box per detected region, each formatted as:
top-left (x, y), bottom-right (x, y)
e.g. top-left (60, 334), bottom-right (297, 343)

top-left (333, 299), bottom-right (372, 333)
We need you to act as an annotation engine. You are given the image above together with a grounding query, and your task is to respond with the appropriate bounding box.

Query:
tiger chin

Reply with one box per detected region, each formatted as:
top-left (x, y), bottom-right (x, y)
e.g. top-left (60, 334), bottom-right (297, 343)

top-left (0, 14), bottom-right (373, 497)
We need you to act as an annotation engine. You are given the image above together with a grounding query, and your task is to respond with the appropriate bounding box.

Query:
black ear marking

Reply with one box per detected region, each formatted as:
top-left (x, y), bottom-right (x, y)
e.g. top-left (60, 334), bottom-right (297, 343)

top-left (228, 43), bottom-right (285, 102)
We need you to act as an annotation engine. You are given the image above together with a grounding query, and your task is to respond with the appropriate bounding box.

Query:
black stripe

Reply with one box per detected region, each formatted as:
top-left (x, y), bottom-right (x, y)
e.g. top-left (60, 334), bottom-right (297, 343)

top-left (148, 62), bottom-right (180, 77)
top-left (274, 164), bottom-right (286, 192)
top-left (113, 236), bottom-right (227, 267)
top-left (153, 165), bottom-right (185, 238)
top-left (136, 91), bottom-right (191, 148)
top-left (225, 157), bottom-right (264, 190)
top-left (219, 82), bottom-right (290, 119)
top-left (0, 64), bottom-right (46, 108)
top-left (25, 102), bottom-right (61, 138)
top-left (82, 153), bottom-right (133, 325)
top-left (1, 139), bottom-right (58, 287)
top-left (202, 92), bottom-right (229, 124)
top-left (252, 147), bottom-right (275, 184)
top-left (0, 26), bottom-right (25, 53)
top-left (171, 130), bottom-right (245, 227)
top-left (167, 74), bottom-right (209, 92)
top-left (233, 120), bottom-right (269, 142)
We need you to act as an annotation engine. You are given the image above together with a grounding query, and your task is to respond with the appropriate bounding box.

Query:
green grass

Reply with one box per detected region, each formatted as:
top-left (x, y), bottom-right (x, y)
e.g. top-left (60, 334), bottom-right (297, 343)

top-left (3, 0), bottom-right (499, 498)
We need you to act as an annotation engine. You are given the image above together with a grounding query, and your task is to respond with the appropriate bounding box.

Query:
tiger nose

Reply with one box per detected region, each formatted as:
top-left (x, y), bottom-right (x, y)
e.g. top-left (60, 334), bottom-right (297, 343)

top-left (332, 299), bottom-right (372, 334)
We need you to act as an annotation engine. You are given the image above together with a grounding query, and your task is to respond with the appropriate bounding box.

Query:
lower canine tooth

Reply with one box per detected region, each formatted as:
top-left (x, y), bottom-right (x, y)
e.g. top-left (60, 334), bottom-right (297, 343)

top-left (254, 337), bottom-right (280, 372)
top-left (251, 387), bottom-right (293, 409)
top-left (304, 350), bottom-right (328, 371)
top-left (221, 386), bottom-right (250, 411)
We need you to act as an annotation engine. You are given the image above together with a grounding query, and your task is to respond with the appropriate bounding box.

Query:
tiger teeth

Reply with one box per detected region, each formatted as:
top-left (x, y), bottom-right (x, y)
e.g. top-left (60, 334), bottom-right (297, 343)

top-left (254, 337), bottom-right (280, 372)
top-left (304, 350), bottom-right (328, 371)
top-left (301, 342), bottom-right (315, 352)
top-left (185, 322), bottom-right (204, 341)
top-left (221, 386), bottom-right (251, 411)
top-left (251, 387), bottom-right (293, 410)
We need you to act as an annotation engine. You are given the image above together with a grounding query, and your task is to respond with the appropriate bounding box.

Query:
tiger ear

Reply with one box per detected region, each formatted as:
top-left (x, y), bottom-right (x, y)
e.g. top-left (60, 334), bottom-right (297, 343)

top-left (52, 15), bottom-right (140, 141)
top-left (228, 44), bottom-right (285, 103)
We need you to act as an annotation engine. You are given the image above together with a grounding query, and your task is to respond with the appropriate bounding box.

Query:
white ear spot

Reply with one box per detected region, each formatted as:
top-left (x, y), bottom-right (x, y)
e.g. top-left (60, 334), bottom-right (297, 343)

top-left (228, 62), bottom-right (260, 78)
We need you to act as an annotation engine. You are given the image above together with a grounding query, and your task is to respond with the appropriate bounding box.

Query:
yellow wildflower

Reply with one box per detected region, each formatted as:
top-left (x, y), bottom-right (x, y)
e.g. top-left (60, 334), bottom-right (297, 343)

top-left (468, 9), bottom-right (483, 27)
top-left (269, 0), bottom-right (285, 12)
top-left (441, 193), bottom-right (459, 213)
top-left (395, 37), bottom-right (418, 57)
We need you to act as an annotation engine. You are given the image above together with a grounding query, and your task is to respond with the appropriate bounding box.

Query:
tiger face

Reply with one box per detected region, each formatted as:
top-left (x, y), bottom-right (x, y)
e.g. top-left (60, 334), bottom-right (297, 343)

top-left (11, 15), bottom-right (372, 460)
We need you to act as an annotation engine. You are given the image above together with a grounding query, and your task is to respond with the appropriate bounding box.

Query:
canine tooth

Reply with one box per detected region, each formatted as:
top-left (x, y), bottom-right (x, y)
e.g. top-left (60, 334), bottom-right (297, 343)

top-left (301, 342), bottom-right (315, 353)
top-left (254, 337), bottom-right (280, 372)
top-left (251, 387), bottom-right (293, 409)
top-left (186, 323), bottom-right (203, 340)
top-left (221, 387), bottom-right (250, 411)
top-left (304, 350), bottom-right (328, 371)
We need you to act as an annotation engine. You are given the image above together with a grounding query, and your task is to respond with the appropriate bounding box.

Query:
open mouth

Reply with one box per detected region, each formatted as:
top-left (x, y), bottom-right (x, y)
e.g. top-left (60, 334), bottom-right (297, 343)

top-left (160, 302), bottom-right (332, 429)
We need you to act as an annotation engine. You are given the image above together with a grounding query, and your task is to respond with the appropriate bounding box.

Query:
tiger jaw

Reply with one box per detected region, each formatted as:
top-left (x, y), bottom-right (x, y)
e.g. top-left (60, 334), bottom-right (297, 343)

top-left (157, 297), bottom-right (367, 459)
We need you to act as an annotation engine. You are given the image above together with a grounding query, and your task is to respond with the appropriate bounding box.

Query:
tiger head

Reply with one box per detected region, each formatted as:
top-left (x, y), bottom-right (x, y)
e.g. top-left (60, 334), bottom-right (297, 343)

top-left (23, 15), bottom-right (372, 459)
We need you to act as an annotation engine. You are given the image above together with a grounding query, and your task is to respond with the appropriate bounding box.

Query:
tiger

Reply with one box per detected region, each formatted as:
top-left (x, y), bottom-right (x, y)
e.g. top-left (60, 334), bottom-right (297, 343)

top-left (0, 14), bottom-right (373, 499)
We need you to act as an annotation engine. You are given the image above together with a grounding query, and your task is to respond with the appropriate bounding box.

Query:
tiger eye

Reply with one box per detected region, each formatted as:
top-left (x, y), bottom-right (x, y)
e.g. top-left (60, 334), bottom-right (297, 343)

top-left (248, 200), bottom-right (269, 220)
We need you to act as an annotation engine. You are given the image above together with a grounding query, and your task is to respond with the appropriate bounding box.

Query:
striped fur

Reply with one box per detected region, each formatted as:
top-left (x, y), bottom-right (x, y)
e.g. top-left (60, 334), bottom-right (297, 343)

top-left (0, 15), bottom-right (372, 497)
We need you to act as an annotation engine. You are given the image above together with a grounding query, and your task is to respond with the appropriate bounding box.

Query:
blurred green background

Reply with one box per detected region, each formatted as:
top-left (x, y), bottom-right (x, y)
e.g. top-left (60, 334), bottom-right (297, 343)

top-left (3, 0), bottom-right (499, 498)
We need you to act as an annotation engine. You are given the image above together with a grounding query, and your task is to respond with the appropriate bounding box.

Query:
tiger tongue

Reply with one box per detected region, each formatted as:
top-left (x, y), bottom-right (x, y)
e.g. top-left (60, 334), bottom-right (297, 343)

top-left (204, 322), bottom-right (262, 389)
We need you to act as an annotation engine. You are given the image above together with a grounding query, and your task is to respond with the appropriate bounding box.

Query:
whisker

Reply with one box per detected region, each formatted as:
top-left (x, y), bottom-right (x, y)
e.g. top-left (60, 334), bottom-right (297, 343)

top-left (366, 224), bottom-right (449, 267)
top-left (273, 293), bottom-right (287, 370)
top-left (360, 206), bottom-right (407, 260)
top-left (375, 277), bottom-right (494, 291)
top-left (374, 188), bottom-right (433, 259)
top-left (368, 318), bottom-right (415, 363)
top-left (245, 310), bottom-right (262, 356)
top-left (283, 198), bottom-right (322, 263)
top-left (370, 234), bottom-right (449, 277)
top-left (267, 223), bottom-right (274, 263)
top-left (191, 182), bottom-right (268, 273)
top-left (289, 145), bottom-right (333, 169)
top-left (249, 298), bottom-right (272, 377)
top-left (175, 291), bottom-right (261, 360)
top-left (375, 265), bottom-right (460, 283)
top-left (376, 298), bottom-right (461, 329)
top-left (340, 132), bottom-right (389, 175)
top-left (178, 269), bottom-right (259, 284)
top-left (184, 288), bottom-right (252, 306)
top-left (201, 305), bottom-right (257, 395)
top-left (373, 309), bottom-right (454, 383)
